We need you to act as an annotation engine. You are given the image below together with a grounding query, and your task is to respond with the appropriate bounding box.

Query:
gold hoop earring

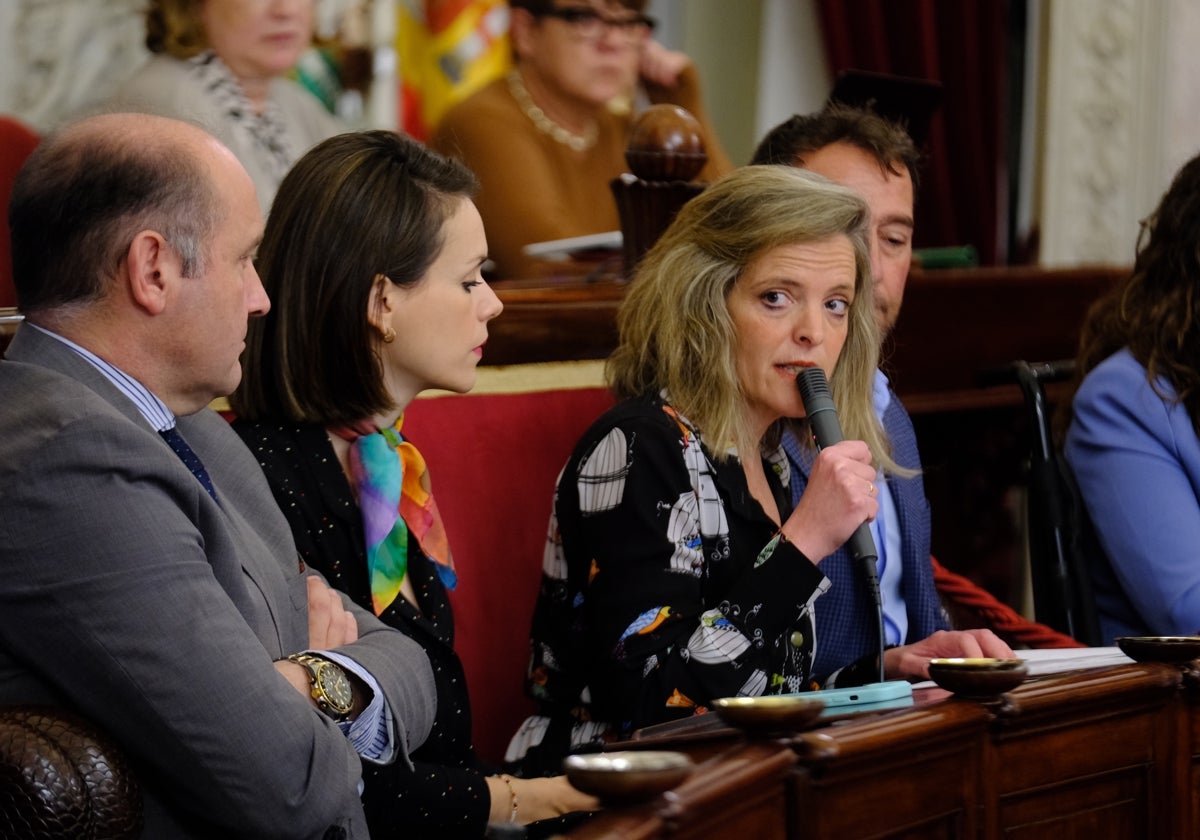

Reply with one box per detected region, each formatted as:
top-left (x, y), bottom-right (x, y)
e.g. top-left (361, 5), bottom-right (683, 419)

top-left (382, 327), bottom-right (396, 343)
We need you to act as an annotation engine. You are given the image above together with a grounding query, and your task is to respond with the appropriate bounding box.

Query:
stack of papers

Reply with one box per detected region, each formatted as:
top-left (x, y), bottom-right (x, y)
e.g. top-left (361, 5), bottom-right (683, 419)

top-left (1015, 646), bottom-right (1133, 674)
top-left (523, 231), bottom-right (622, 260)
top-left (913, 646), bottom-right (1133, 690)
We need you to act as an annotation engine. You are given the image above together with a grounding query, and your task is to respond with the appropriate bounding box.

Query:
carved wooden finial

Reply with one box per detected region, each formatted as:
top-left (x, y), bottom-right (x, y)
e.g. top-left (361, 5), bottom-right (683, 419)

top-left (612, 105), bottom-right (709, 277)
top-left (624, 104), bottom-right (708, 183)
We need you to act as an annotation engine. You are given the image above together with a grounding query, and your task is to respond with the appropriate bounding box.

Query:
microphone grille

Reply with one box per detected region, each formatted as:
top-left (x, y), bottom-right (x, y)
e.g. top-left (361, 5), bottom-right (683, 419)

top-left (795, 366), bottom-right (831, 406)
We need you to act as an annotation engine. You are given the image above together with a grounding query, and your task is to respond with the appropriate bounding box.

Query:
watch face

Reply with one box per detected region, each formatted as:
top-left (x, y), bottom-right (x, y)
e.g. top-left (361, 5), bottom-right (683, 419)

top-left (316, 662), bottom-right (354, 715)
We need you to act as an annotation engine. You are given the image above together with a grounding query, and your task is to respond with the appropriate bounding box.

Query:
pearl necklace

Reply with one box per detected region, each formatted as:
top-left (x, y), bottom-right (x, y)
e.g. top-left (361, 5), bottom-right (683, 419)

top-left (506, 70), bottom-right (598, 152)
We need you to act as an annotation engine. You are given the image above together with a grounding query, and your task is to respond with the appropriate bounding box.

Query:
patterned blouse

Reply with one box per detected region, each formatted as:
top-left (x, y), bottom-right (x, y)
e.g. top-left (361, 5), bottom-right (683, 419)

top-left (511, 394), bottom-right (832, 775)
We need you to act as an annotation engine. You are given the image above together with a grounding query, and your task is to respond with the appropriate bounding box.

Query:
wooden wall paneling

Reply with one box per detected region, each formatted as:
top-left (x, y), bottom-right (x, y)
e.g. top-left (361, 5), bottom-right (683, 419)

top-left (567, 741), bottom-right (798, 839)
top-left (983, 665), bottom-right (1182, 839)
top-left (791, 702), bottom-right (989, 839)
top-left (885, 265), bottom-right (1124, 414)
top-left (1180, 668), bottom-right (1200, 839)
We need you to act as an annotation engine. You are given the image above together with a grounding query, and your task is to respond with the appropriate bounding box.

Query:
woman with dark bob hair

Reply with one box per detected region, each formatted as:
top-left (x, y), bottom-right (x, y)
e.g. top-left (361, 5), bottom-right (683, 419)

top-left (231, 130), bottom-right (595, 836)
top-left (508, 165), bottom-right (1010, 773)
top-left (1066, 151), bottom-right (1200, 642)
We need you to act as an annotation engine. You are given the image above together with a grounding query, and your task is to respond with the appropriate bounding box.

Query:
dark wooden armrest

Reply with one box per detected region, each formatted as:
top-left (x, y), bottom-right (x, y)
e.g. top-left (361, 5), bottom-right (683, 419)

top-left (0, 706), bottom-right (142, 839)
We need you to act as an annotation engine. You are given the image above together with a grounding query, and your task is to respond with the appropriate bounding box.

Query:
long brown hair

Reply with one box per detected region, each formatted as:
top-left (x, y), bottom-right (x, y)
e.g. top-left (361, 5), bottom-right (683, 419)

top-left (1074, 152), bottom-right (1200, 435)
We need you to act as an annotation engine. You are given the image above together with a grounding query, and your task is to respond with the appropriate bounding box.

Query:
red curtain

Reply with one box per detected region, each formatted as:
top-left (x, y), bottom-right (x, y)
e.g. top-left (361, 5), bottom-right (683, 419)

top-left (0, 116), bottom-right (41, 309)
top-left (816, 0), bottom-right (1010, 265)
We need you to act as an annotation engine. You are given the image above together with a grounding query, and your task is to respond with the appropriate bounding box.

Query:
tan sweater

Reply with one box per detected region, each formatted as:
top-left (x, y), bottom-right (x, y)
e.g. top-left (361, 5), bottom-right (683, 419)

top-left (431, 65), bottom-right (732, 280)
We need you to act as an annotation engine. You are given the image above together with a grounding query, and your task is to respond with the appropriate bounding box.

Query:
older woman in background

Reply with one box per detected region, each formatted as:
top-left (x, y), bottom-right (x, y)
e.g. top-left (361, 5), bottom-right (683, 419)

top-left (508, 165), bottom-right (1010, 774)
top-left (431, 0), bottom-right (732, 281)
top-left (111, 0), bottom-right (341, 213)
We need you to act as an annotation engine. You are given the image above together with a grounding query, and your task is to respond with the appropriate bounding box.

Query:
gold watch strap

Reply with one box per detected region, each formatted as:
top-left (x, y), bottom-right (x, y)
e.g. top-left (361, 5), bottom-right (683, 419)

top-left (286, 653), bottom-right (353, 719)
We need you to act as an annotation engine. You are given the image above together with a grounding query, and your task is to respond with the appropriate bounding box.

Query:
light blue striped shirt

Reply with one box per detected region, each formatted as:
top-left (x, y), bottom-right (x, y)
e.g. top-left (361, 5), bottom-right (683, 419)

top-left (31, 323), bottom-right (394, 764)
top-left (871, 369), bottom-right (907, 646)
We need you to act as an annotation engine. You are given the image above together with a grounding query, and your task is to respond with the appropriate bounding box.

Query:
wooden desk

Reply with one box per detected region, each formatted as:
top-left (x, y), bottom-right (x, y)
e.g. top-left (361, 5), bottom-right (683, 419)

top-left (884, 265), bottom-right (1124, 414)
top-left (792, 699), bottom-right (988, 838)
top-left (982, 665), bottom-right (1182, 837)
top-left (568, 662), bottom-right (1194, 839)
top-left (485, 277), bottom-right (625, 366)
top-left (567, 741), bottom-right (800, 840)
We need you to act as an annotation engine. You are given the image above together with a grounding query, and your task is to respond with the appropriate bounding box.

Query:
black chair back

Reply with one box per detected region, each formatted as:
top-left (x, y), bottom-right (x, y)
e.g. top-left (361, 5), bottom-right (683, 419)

top-left (994, 360), bottom-right (1103, 645)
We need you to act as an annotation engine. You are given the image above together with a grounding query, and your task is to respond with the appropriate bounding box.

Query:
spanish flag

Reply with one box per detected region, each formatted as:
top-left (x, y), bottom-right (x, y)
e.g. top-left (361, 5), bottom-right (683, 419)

top-left (397, 0), bottom-right (511, 141)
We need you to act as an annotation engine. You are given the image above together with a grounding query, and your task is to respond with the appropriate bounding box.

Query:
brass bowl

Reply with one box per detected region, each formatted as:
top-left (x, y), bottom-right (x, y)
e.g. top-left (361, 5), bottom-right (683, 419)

top-left (928, 657), bottom-right (1028, 698)
top-left (563, 750), bottom-right (694, 803)
top-left (711, 695), bottom-right (826, 735)
top-left (1115, 635), bottom-right (1200, 664)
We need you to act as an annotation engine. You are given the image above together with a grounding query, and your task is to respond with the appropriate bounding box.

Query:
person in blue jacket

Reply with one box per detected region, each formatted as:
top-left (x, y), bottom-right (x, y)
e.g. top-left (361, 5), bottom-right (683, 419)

top-left (1066, 150), bottom-right (1200, 642)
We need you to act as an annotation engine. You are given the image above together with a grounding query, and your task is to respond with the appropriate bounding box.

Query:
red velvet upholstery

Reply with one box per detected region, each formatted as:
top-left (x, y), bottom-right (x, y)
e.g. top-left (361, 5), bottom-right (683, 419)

top-left (404, 384), bottom-right (615, 766)
top-left (0, 116), bottom-right (40, 310)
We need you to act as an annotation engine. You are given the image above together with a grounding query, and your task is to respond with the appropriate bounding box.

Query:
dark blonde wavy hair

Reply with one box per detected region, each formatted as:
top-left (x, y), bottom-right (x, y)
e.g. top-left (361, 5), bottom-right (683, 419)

top-left (609, 165), bottom-right (900, 472)
top-left (1074, 152), bottom-right (1200, 436)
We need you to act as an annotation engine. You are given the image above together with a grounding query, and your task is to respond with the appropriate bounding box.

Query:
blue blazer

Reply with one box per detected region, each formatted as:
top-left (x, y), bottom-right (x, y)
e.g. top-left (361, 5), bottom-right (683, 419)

top-left (1066, 348), bottom-right (1200, 641)
top-left (784, 381), bottom-right (946, 679)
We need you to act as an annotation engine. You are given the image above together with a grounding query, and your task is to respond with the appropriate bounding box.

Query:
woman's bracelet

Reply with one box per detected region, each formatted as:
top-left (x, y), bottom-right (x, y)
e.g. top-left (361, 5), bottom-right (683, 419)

top-left (499, 773), bottom-right (519, 823)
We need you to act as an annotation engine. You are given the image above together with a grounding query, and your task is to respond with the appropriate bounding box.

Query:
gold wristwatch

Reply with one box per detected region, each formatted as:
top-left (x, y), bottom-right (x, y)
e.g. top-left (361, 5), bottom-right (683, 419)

top-left (287, 653), bottom-right (354, 721)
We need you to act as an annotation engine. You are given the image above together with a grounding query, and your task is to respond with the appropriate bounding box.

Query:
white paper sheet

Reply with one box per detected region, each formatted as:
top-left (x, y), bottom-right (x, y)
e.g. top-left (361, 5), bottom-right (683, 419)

top-left (522, 231), bottom-right (623, 260)
top-left (912, 646), bottom-right (1133, 690)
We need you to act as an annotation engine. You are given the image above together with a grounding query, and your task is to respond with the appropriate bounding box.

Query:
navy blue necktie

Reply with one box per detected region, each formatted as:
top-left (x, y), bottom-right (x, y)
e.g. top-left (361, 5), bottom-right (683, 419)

top-left (159, 426), bottom-right (217, 500)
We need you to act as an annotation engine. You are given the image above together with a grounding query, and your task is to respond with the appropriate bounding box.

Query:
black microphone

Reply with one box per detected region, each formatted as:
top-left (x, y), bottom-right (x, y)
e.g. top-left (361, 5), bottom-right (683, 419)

top-left (795, 366), bottom-right (886, 683)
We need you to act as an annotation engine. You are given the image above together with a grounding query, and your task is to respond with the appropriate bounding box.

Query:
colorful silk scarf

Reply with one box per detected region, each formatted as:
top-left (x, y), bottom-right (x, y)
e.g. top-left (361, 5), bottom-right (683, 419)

top-left (331, 415), bottom-right (456, 614)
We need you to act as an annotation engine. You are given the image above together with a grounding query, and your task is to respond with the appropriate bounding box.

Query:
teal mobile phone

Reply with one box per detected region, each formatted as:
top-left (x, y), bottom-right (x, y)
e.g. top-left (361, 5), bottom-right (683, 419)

top-left (791, 680), bottom-right (913, 709)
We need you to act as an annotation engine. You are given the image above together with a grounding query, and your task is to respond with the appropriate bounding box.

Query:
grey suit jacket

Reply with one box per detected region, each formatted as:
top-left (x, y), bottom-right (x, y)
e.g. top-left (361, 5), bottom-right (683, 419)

top-left (0, 325), bottom-right (436, 839)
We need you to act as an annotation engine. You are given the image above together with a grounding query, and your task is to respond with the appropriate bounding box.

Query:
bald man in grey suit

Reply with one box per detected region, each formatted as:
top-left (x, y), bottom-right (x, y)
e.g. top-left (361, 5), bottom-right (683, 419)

top-left (0, 113), bottom-right (436, 838)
